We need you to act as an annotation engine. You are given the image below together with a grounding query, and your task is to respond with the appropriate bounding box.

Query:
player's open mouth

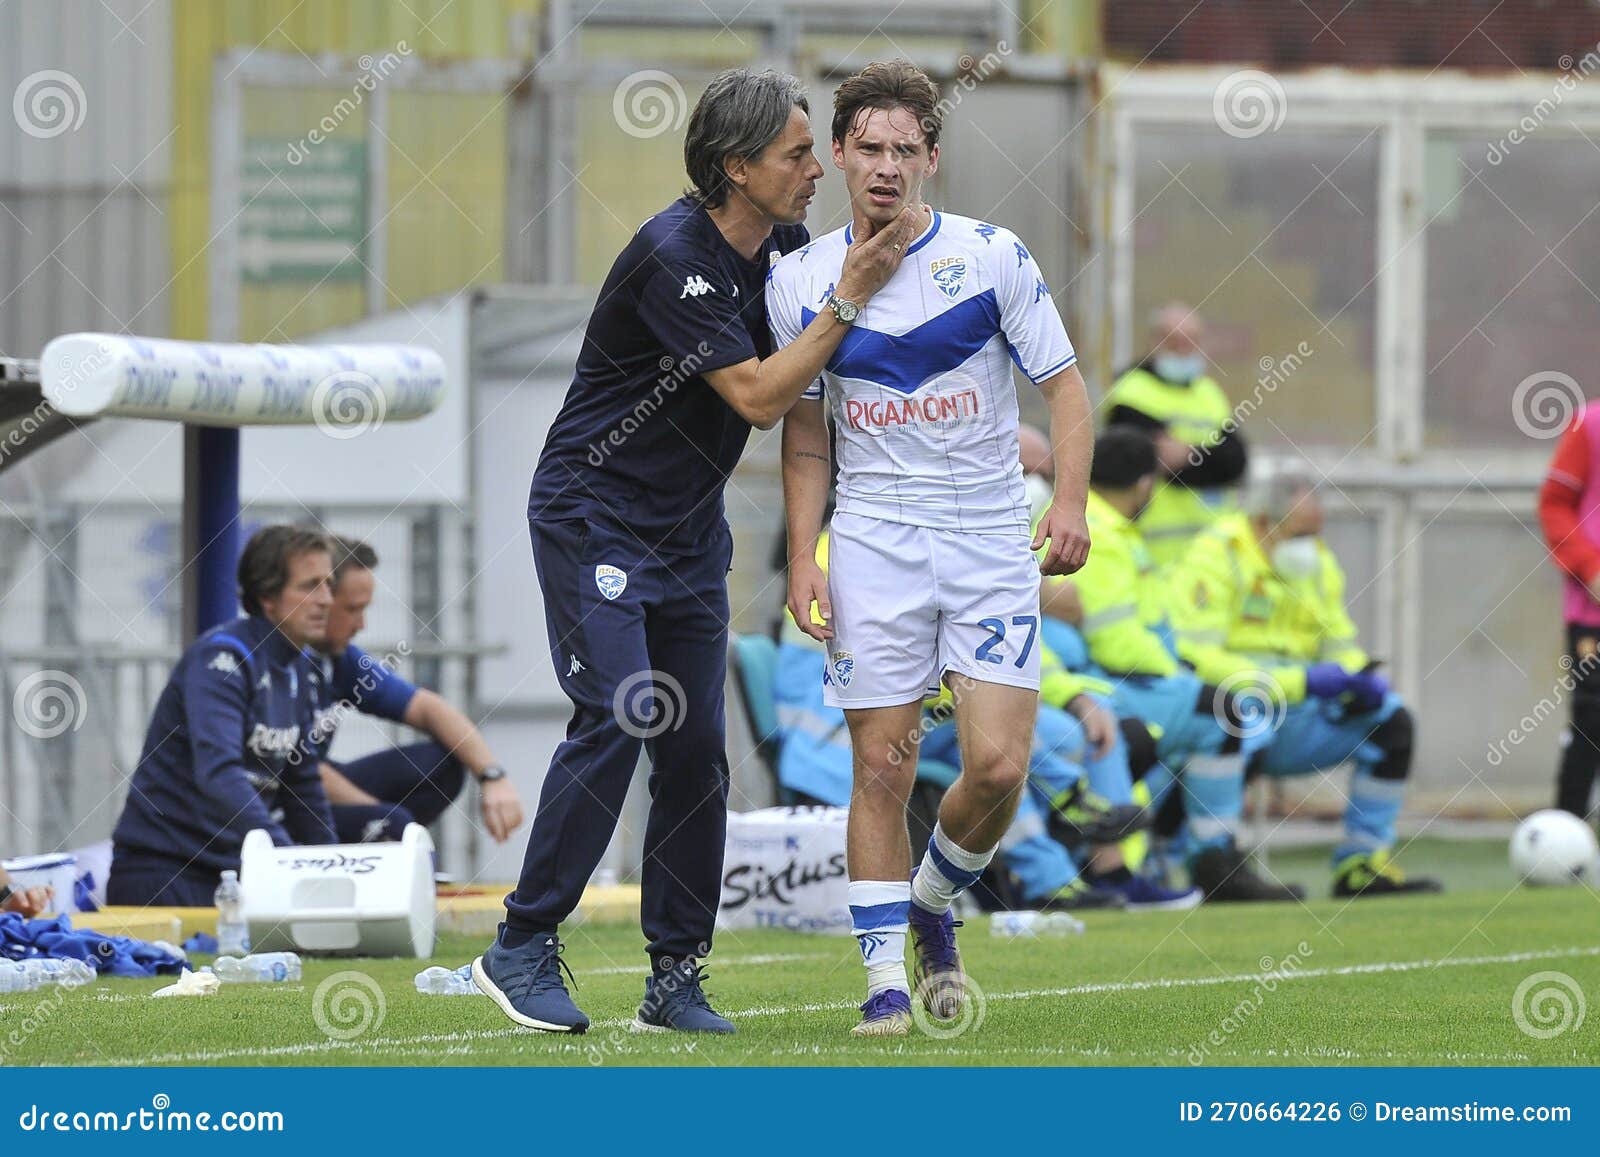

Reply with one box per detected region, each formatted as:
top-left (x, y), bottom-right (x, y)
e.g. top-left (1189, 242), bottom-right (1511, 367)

top-left (867, 185), bottom-right (898, 205)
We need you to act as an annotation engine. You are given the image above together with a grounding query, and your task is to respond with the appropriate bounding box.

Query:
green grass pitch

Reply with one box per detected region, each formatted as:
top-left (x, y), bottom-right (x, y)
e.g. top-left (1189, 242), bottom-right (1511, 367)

top-left (8, 838), bottom-right (1599, 1067)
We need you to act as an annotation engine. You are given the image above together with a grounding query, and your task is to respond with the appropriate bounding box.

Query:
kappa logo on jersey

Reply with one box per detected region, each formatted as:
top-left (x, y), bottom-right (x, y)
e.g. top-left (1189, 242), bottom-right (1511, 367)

top-left (595, 564), bottom-right (628, 601)
top-left (929, 255), bottom-right (967, 299)
top-left (679, 275), bottom-right (716, 299)
top-left (208, 651), bottom-right (239, 675)
top-left (974, 222), bottom-right (997, 243)
top-left (830, 650), bottom-right (854, 688)
top-left (256, 671), bottom-right (271, 691)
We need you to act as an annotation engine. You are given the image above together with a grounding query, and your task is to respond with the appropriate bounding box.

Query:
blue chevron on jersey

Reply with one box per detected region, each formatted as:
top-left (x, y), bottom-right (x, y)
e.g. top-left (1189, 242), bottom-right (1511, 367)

top-left (800, 290), bottom-right (1000, 395)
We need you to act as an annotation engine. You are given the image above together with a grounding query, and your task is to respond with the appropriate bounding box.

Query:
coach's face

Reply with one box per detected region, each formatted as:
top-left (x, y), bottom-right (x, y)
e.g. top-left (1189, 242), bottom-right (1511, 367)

top-left (729, 105), bottom-right (824, 226)
top-left (323, 565), bottom-right (375, 655)
top-left (834, 105), bottom-right (937, 229)
top-left (261, 548), bottom-right (334, 650)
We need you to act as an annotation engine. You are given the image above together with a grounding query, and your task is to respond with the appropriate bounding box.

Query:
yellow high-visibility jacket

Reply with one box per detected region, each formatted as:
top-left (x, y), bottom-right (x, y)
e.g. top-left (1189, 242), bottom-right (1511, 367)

top-left (1165, 513), bottom-right (1368, 704)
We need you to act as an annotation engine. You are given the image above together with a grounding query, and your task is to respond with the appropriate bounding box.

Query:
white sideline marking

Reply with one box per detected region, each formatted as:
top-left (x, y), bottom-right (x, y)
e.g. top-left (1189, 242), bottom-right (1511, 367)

top-left (67, 943), bottom-right (1600, 1067)
top-left (610, 943), bottom-right (1600, 1024)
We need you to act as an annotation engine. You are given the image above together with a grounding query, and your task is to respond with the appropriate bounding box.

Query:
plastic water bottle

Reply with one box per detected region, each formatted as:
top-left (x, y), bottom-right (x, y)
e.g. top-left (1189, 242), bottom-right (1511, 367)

top-left (214, 870), bottom-right (249, 956)
top-left (18, 958), bottom-right (95, 987)
top-left (414, 964), bottom-right (479, 995)
top-left (989, 910), bottom-right (1086, 938)
top-left (213, 952), bottom-right (301, 983)
top-left (0, 961), bottom-right (40, 994)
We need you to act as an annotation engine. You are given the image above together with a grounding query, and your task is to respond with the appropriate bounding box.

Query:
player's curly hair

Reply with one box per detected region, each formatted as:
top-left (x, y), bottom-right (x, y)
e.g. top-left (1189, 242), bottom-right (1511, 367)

top-left (237, 525), bottom-right (330, 617)
top-left (832, 60), bottom-right (943, 151)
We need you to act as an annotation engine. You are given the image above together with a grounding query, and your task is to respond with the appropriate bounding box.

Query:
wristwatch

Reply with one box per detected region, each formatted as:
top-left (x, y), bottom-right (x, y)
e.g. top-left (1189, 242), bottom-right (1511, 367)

top-left (478, 765), bottom-right (508, 784)
top-left (0, 883), bottom-right (14, 908)
top-left (827, 295), bottom-right (860, 325)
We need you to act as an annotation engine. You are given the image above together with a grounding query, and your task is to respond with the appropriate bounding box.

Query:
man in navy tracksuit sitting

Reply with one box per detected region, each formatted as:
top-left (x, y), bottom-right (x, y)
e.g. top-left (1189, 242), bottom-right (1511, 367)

top-left (304, 536), bottom-right (524, 845)
top-left (107, 526), bottom-right (338, 907)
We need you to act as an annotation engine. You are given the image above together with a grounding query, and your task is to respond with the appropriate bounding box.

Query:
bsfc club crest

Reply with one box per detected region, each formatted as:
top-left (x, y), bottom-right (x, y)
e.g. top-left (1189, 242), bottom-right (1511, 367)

top-left (929, 255), bottom-right (967, 299)
top-left (830, 650), bottom-right (854, 688)
top-left (595, 564), bottom-right (628, 601)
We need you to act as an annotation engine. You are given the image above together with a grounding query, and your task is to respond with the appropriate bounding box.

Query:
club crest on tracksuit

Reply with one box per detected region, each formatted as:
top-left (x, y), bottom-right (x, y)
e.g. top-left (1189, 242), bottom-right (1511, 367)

top-left (929, 255), bottom-right (967, 299)
top-left (595, 564), bottom-right (628, 601)
top-left (830, 650), bottom-right (854, 688)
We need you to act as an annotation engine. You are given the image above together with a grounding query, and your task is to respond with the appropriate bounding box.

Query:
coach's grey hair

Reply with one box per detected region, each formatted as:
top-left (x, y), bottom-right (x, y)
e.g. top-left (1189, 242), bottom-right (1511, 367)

top-left (1239, 470), bottom-right (1317, 523)
top-left (684, 69), bottom-right (808, 210)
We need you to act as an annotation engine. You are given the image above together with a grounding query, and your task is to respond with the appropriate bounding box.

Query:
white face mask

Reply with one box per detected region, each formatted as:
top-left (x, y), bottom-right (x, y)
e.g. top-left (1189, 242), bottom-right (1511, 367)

top-left (1152, 351), bottom-right (1206, 383)
top-left (1025, 474), bottom-right (1053, 525)
top-left (1271, 535), bottom-right (1321, 580)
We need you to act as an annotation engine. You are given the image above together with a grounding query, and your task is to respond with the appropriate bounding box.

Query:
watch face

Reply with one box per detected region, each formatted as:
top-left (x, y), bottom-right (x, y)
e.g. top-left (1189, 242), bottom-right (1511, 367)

top-left (834, 298), bottom-right (859, 322)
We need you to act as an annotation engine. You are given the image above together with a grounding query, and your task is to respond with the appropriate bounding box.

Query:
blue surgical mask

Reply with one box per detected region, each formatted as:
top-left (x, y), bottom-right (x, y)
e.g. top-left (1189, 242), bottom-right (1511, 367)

top-left (1153, 351), bottom-right (1206, 383)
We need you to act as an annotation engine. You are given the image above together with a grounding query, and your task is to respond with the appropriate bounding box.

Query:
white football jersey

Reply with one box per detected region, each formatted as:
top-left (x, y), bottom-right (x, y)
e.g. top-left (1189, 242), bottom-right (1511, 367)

top-left (767, 211), bottom-right (1076, 533)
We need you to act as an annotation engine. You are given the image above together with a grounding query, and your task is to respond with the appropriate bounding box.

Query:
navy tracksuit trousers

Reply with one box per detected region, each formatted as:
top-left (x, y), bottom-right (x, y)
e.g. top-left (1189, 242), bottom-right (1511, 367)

top-left (506, 514), bottom-right (733, 969)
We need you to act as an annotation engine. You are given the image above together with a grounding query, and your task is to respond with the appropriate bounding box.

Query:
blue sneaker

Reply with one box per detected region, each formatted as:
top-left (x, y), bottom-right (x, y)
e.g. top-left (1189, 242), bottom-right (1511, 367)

top-left (1106, 875), bottom-right (1203, 911)
top-left (851, 988), bottom-right (913, 1037)
top-left (907, 901), bottom-right (966, 1022)
top-left (632, 960), bottom-right (735, 1034)
top-left (471, 926), bottom-right (588, 1034)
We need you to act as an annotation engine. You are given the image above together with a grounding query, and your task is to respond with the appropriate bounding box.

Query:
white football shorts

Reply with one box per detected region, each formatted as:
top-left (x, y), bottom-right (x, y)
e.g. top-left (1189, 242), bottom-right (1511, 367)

top-left (821, 510), bottom-right (1043, 709)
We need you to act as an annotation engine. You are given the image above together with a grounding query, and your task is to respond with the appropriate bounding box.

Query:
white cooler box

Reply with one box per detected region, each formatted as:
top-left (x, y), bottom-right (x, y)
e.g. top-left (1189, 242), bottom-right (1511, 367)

top-left (0, 853), bottom-right (77, 914)
top-left (239, 823), bottom-right (435, 957)
top-left (716, 806), bottom-right (850, 935)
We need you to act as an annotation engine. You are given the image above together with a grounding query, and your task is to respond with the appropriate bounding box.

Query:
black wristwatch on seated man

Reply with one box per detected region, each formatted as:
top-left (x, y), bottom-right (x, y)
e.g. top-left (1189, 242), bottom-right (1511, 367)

top-left (0, 883), bottom-right (15, 908)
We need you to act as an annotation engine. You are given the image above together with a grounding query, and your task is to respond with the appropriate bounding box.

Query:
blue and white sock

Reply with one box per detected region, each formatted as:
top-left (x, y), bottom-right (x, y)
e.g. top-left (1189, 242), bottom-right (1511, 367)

top-left (849, 880), bottom-right (909, 997)
top-left (910, 822), bottom-right (996, 915)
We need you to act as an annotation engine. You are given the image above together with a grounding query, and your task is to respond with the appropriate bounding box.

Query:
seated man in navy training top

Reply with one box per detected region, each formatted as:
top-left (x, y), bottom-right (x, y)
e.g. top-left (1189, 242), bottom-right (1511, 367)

top-left (305, 536), bottom-right (524, 845)
top-left (108, 525), bottom-right (338, 907)
top-left (472, 66), bottom-right (924, 1036)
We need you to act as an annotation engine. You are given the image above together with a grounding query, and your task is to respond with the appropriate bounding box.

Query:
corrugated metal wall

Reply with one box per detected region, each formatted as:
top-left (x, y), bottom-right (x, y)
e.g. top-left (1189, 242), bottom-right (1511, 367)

top-left (0, 0), bottom-right (173, 357)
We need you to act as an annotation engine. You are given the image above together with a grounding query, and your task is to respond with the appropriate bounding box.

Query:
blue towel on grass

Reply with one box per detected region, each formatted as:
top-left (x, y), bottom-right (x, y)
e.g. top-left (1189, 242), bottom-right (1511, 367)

top-left (0, 912), bottom-right (185, 978)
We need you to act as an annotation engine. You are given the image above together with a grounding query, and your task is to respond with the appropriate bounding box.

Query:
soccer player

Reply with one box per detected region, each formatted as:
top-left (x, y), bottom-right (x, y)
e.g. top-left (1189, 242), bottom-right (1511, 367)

top-left (304, 537), bottom-right (525, 845)
top-left (108, 526), bottom-right (336, 906)
top-left (473, 68), bottom-right (924, 1036)
top-left (772, 61), bottom-right (1094, 1036)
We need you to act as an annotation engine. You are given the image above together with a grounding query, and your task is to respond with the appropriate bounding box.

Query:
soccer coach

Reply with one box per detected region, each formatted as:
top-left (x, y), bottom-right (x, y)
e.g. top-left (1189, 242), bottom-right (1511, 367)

top-left (473, 69), bottom-right (924, 1035)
